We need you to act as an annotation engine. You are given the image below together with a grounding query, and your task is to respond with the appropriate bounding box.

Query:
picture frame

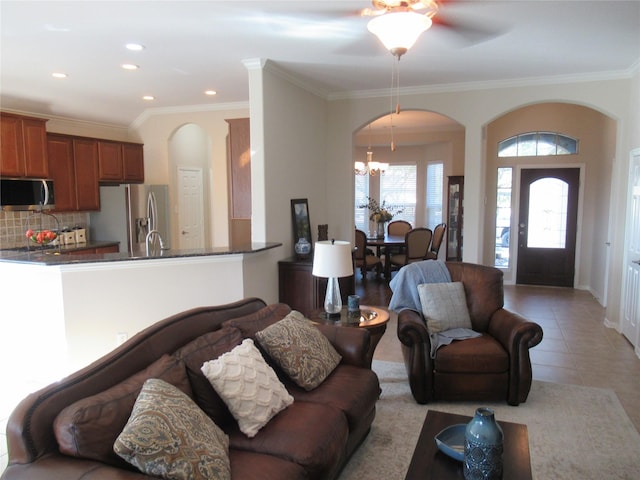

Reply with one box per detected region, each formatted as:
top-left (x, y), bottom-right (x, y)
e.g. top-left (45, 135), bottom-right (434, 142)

top-left (291, 198), bottom-right (312, 256)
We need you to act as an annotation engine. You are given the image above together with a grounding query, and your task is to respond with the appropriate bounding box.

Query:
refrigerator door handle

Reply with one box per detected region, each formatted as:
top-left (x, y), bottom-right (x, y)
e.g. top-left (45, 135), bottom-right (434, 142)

top-left (147, 191), bottom-right (157, 232)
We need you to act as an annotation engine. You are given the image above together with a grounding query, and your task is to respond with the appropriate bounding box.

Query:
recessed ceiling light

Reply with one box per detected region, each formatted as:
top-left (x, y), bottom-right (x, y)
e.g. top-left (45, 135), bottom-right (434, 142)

top-left (51, 72), bottom-right (68, 78)
top-left (142, 95), bottom-right (155, 101)
top-left (204, 90), bottom-right (217, 96)
top-left (126, 43), bottom-right (145, 51)
top-left (121, 63), bottom-right (139, 70)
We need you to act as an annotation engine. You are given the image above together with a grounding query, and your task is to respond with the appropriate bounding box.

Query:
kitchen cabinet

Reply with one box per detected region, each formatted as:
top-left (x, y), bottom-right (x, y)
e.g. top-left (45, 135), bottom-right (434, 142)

top-left (98, 140), bottom-right (144, 183)
top-left (446, 175), bottom-right (464, 261)
top-left (61, 244), bottom-right (119, 255)
top-left (0, 113), bottom-right (49, 178)
top-left (227, 118), bottom-right (251, 246)
top-left (47, 134), bottom-right (100, 212)
top-left (278, 256), bottom-right (355, 317)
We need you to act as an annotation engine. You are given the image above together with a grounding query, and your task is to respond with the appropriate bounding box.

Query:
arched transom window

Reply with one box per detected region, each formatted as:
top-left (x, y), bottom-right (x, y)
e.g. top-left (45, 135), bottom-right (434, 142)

top-left (498, 132), bottom-right (578, 157)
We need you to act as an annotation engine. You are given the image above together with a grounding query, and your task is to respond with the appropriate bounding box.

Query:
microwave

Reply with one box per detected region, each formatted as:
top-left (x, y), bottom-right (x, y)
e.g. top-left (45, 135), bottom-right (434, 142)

top-left (0, 178), bottom-right (55, 211)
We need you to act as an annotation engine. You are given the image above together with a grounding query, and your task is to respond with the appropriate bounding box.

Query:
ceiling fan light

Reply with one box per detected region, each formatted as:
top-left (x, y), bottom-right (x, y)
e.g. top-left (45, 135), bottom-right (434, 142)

top-left (367, 11), bottom-right (432, 54)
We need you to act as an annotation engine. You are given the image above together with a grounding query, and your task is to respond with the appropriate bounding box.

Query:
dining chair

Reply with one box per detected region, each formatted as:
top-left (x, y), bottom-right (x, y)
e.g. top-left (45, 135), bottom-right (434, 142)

top-left (425, 223), bottom-right (446, 260)
top-left (385, 220), bottom-right (412, 258)
top-left (387, 227), bottom-right (433, 277)
top-left (354, 229), bottom-right (382, 280)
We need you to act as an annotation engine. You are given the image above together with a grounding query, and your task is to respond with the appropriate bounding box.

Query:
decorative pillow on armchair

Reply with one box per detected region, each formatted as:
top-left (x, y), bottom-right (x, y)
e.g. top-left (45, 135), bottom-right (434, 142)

top-left (114, 378), bottom-right (230, 480)
top-left (255, 310), bottom-right (342, 391)
top-left (201, 338), bottom-right (294, 438)
top-left (417, 281), bottom-right (472, 333)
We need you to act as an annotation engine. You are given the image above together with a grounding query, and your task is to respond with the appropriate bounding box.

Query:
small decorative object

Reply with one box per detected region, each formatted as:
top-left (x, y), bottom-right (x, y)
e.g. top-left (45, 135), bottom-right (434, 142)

top-left (358, 196), bottom-right (403, 239)
top-left (294, 237), bottom-right (311, 258)
top-left (347, 294), bottom-right (360, 319)
top-left (318, 224), bottom-right (328, 241)
top-left (25, 229), bottom-right (57, 245)
top-left (464, 407), bottom-right (504, 480)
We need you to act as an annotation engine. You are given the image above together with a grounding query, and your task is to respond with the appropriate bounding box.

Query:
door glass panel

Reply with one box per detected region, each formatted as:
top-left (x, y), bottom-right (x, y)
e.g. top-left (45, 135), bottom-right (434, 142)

top-left (527, 178), bottom-right (568, 248)
top-left (494, 167), bottom-right (512, 267)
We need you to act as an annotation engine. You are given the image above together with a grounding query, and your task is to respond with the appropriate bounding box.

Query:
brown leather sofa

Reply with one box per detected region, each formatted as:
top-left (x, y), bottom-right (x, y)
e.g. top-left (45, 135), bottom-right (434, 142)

top-left (2, 298), bottom-right (380, 480)
top-left (397, 262), bottom-right (543, 406)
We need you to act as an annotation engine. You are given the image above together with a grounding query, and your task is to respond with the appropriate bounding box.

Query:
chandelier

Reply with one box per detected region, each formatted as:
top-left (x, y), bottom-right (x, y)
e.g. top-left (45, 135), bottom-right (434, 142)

top-left (355, 123), bottom-right (389, 176)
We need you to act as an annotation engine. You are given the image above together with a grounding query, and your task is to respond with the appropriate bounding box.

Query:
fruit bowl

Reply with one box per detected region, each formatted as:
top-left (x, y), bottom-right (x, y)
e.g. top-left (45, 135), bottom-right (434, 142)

top-left (26, 229), bottom-right (57, 245)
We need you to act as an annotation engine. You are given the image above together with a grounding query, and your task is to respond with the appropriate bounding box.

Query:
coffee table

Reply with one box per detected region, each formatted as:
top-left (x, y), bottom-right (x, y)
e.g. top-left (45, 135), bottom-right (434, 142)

top-left (404, 410), bottom-right (532, 480)
top-left (310, 305), bottom-right (389, 366)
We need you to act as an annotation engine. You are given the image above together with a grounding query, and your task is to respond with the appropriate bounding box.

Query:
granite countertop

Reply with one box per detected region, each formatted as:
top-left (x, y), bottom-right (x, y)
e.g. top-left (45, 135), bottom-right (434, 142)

top-left (0, 241), bottom-right (282, 265)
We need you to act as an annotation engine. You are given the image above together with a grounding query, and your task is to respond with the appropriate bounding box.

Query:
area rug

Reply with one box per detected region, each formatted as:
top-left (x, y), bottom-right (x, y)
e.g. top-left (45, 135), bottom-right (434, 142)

top-left (339, 360), bottom-right (640, 480)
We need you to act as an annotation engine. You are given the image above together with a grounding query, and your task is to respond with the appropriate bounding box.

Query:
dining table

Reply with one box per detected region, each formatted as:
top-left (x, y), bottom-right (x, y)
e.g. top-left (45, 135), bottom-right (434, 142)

top-left (366, 234), bottom-right (406, 279)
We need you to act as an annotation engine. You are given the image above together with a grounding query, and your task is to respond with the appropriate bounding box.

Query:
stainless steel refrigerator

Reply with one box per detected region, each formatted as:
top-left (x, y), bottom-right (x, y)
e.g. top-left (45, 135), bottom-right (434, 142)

top-left (90, 184), bottom-right (171, 255)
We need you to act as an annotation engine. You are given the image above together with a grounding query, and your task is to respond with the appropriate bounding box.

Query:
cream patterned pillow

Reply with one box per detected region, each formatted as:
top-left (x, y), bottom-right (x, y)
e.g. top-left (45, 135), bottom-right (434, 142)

top-left (113, 378), bottom-right (230, 480)
top-left (255, 310), bottom-right (341, 391)
top-left (417, 282), bottom-right (472, 334)
top-left (200, 338), bottom-right (294, 438)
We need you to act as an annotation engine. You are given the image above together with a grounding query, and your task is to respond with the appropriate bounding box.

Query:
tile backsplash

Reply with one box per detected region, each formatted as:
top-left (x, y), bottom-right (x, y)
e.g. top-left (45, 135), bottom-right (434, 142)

top-left (0, 211), bottom-right (89, 249)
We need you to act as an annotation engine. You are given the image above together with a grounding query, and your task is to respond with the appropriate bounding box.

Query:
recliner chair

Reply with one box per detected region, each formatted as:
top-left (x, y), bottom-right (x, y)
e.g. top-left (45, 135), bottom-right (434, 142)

top-left (396, 262), bottom-right (543, 406)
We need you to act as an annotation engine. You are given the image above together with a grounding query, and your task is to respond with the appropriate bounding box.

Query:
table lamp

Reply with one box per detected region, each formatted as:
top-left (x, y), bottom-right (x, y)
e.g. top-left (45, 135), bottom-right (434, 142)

top-left (312, 239), bottom-right (353, 318)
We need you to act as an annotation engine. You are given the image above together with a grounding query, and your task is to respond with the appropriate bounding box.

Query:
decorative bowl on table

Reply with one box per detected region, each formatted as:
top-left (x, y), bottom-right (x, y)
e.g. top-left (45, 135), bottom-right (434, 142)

top-left (26, 229), bottom-right (57, 245)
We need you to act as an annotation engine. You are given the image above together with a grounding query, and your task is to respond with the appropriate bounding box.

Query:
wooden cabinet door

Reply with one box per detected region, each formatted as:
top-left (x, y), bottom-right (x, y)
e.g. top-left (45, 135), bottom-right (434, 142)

top-left (0, 114), bottom-right (25, 176)
top-left (22, 117), bottom-right (48, 178)
top-left (122, 143), bottom-right (144, 182)
top-left (98, 140), bottom-right (123, 181)
top-left (47, 135), bottom-right (76, 212)
top-left (73, 138), bottom-right (100, 211)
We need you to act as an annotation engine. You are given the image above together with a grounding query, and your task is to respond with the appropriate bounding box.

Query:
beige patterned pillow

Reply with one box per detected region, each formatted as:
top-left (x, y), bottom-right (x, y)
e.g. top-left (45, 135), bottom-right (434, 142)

top-left (417, 282), bottom-right (472, 333)
top-left (255, 310), bottom-right (342, 391)
top-left (200, 338), bottom-right (294, 438)
top-left (113, 378), bottom-right (230, 480)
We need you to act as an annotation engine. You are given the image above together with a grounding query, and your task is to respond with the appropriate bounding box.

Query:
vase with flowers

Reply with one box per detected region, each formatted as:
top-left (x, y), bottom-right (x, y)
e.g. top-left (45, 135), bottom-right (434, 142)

top-left (359, 196), bottom-right (404, 238)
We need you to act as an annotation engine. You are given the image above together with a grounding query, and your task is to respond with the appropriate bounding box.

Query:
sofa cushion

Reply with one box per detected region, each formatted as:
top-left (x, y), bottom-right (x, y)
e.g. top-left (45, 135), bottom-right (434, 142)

top-left (284, 364), bottom-right (380, 432)
top-left (54, 354), bottom-right (192, 468)
top-left (417, 281), bottom-right (472, 333)
top-left (255, 310), bottom-right (341, 391)
top-left (229, 449), bottom-right (309, 480)
top-left (174, 326), bottom-right (244, 427)
top-left (114, 378), bottom-right (230, 480)
top-left (434, 334), bottom-right (508, 373)
top-left (227, 400), bottom-right (349, 479)
top-left (201, 338), bottom-right (294, 438)
top-left (223, 303), bottom-right (292, 338)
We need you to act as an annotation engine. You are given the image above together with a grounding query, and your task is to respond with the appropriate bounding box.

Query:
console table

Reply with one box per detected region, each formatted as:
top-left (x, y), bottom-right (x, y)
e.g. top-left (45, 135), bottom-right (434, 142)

top-left (278, 256), bottom-right (355, 317)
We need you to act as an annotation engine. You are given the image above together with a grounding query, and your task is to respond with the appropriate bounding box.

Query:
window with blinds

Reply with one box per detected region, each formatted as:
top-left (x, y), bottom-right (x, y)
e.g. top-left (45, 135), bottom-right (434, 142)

top-left (354, 174), bottom-right (369, 231)
top-left (381, 164), bottom-right (417, 224)
top-left (426, 162), bottom-right (443, 228)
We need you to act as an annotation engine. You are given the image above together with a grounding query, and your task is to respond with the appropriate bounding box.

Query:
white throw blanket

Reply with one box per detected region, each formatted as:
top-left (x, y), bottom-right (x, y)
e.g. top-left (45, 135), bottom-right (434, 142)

top-left (388, 260), bottom-right (480, 357)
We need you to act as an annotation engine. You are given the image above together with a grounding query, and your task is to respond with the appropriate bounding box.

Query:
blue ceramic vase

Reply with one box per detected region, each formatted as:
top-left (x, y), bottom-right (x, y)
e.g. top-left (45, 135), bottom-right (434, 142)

top-left (294, 237), bottom-right (311, 257)
top-left (463, 407), bottom-right (504, 480)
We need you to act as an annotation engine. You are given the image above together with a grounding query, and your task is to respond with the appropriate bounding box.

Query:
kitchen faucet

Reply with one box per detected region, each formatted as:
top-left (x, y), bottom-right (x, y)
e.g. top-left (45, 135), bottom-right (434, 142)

top-left (145, 229), bottom-right (166, 256)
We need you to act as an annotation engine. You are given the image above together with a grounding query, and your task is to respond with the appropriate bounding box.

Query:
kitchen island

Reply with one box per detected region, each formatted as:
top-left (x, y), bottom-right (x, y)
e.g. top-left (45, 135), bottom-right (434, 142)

top-left (0, 242), bottom-right (281, 389)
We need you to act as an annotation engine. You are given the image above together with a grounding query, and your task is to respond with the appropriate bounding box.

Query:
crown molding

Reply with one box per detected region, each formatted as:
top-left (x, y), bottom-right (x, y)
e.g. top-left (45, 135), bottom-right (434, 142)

top-left (261, 59), bottom-right (330, 99)
top-left (329, 68), bottom-right (639, 101)
top-left (130, 101), bottom-right (250, 129)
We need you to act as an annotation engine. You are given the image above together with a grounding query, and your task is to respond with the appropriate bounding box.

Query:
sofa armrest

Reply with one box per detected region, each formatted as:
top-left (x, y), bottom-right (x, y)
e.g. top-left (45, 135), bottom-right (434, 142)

top-left (488, 308), bottom-right (544, 405)
top-left (397, 309), bottom-right (434, 404)
top-left (315, 324), bottom-right (371, 369)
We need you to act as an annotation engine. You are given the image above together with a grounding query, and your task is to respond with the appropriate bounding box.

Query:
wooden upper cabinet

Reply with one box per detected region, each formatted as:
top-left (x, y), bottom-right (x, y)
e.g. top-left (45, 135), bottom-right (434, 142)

top-left (122, 142), bottom-right (144, 182)
top-left (1, 113), bottom-right (48, 178)
top-left (97, 140), bottom-right (144, 183)
top-left (47, 135), bottom-right (76, 212)
top-left (73, 138), bottom-right (100, 211)
top-left (98, 140), bottom-right (123, 181)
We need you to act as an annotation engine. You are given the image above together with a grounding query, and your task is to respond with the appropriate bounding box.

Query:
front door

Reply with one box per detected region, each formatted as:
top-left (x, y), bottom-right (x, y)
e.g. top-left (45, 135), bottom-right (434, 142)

top-left (516, 168), bottom-right (580, 287)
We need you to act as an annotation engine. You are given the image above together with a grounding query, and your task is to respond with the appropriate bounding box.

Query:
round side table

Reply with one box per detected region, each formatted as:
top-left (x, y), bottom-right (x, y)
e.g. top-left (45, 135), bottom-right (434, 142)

top-left (310, 305), bottom-right (389, 366)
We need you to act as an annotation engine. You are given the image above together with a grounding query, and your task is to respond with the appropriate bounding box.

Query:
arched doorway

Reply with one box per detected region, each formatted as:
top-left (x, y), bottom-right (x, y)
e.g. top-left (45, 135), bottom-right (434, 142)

top-left (353, 110), bottom-right (465, 255)
top-left (484, 103), bottom-right (616, 296)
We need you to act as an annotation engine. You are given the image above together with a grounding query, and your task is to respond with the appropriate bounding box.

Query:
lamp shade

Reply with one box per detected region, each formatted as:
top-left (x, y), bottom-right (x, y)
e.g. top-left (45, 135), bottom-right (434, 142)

top-left (312, 240), bottom-right (353, 278)
top-left (367, 11), bottom-right (432, 53)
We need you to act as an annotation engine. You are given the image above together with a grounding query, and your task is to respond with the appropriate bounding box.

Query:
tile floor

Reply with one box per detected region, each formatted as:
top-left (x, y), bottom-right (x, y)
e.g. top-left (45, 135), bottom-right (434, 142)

top-left (2, 278), bottom-right (639, 472)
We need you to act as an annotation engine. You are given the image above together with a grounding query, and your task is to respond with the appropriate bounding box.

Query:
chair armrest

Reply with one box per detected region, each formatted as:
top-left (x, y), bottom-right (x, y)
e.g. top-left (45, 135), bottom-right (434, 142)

top-left (315, 324), bottom-right (371, 369)
top-left (397, 309), bottom-right (435, 403)
top-left (488, 308), bottom-right (544, 405)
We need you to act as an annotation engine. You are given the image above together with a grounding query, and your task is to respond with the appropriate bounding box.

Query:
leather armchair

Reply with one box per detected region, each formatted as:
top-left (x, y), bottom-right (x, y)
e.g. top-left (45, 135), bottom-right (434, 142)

top-left (397, 262), bottom-right (543, 406)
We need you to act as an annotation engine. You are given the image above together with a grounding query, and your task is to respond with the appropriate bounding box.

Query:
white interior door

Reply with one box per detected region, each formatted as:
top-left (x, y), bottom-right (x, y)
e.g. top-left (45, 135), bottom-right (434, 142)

top-left (622, 149), bottom-right (640, 348)
top-left (177, 167), bottom-right (205, 249)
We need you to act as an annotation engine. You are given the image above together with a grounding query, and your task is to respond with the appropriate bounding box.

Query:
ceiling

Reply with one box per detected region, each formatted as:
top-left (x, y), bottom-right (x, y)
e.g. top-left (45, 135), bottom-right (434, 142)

top-left (1, 1), bottom-right (639, 129)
